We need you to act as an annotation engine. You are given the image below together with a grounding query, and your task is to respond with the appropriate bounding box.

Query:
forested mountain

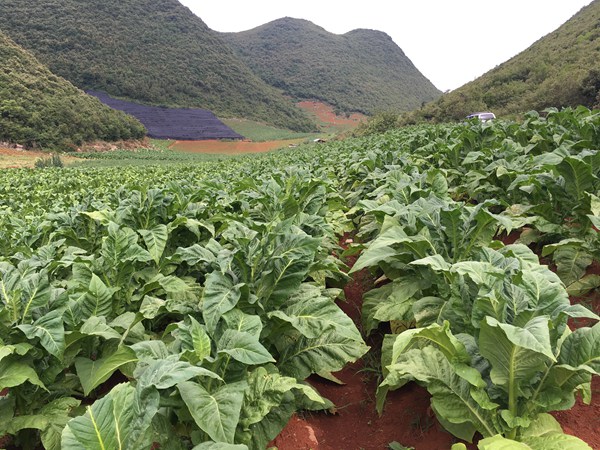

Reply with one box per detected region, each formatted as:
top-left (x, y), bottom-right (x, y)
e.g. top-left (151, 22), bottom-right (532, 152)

top-left (222, 18), bottom-right (442, 115)
top-left (0, 32), bottom-right (145, 150)
top-left (0, 0), bottom-right (315, 132)
top-left (407, 0), bottom-right (600, 123)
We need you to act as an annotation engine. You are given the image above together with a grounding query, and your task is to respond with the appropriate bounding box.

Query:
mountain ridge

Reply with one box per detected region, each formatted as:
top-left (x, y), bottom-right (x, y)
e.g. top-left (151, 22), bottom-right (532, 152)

top-left (405, 1), bottom-right (600, 122)
top-left (221, 17), bottom-right (442, 115)
top-left (0, 0), bottom-right (315, 131)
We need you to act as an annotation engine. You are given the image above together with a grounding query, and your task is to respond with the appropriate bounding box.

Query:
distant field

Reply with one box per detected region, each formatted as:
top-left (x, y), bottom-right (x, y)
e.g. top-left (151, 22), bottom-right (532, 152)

top-left (169, 139), bottom-right (307, 154)
top-left (0, 101), bottom-right (365, 164)
top-left (170, 101), bottom-right (367, 154)
top-left (221, 101), bottom-right (365, 142)
top-left (221, 118), bottom-right (319, 142)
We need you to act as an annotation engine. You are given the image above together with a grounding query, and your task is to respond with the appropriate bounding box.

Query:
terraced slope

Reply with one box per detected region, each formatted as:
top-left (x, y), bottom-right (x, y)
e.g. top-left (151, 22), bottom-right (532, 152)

top-left (89, 91), bottom-right (243, 140)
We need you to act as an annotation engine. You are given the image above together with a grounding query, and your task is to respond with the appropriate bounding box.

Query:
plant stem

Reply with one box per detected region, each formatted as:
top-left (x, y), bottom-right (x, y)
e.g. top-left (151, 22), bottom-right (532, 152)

top-left (507, 374), bottom-right (518, 440)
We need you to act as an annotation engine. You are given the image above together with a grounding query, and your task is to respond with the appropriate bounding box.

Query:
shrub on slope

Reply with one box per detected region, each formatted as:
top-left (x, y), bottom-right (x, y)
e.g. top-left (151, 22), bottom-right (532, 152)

top-left (0, 32), bottom-right (145, 151)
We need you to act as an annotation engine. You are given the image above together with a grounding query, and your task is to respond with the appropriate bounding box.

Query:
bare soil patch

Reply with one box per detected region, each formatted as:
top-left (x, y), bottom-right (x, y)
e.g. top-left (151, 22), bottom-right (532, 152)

top-left (297, 101), bottom-right (366, 131)
top-left (0, 146), bottom-right (76, 168)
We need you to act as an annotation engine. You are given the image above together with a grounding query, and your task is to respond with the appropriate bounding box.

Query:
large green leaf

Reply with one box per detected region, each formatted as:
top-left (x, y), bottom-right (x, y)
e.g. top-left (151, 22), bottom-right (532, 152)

top-left (556, 156), bottom-right (595, 205)
top-left (519, 414), bottom-right (592, 449)
top-left (566, 274), bottom-right (600, 297)
top-left (75, 345), bottom-right (138, 396)
top-left (478, 413), bottom-right (593, 450)
top-left (135, 357), bottom-right (222, 390)
top-left (175, 244), bottom-right (217, 266)
top-left (79, 273), bottom-right (116, 319)
top-left (130, 340), bottom-right (170, 361)
top-left (558, 323), bottom-right (600, 373)
top-left (19, 271), bottom-right (52, 322)
top-left (350, 221), bottom-right (425, 274)
top-left (192, 443), bottom-right (248, 450)
top-left (178, 380), bottom-right (247, 444)
top-left (542, 240), bottom-right (593, 287)
top-left (538, 323), bottom-right (600, 409)
top-left (236, 400), bottom-right (295, 450)
top-left (350, 246), bottom-right (400, 274)
top-left (255, 232), bottom-right (320, 308)
top-left (240, 365), bottom-right (323, 430)
top-left (186, 316), bottom-right (212, 363)
top-left (277, 327), bottom-right (368, 379)
top-left (217, 329), bottom-right (275, 365)
top-left (380, 346), bottom-right (498, 442)
top-left (477, 434), bottom-right (534, 449)
top-left (0, 355), bottom-right (45, 391)
top-left (269, 284), bottom-right (362, 340)
top-left (79, 315), bottom-right (122, 340)
top-left (479, 317), bottom-right (555, 398)
top-left (7, 398), bottom-right (80, 450)
top-left (61, 383), bottom-right (137, 450)
top-left (139, 224), bottom-right (169, 265)
top-left (387, 322), bottom-right (486, 389)
top-left (519, 270), bottom-right (569, 315)
top-left (17, 309), bottom-right (65, 359)
top-left (202, 272), bottom-right (243, 334)
top-left (221, 309), bottom-right (263, 338)
top-left (101, 222), bottom-right (152, 267)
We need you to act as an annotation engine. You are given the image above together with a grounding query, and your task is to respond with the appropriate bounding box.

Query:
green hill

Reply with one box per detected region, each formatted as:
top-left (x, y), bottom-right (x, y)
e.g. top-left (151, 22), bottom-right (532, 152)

top-left (0, 0), bottom-right (314, 132)
top-left (222, 17), bottom-right (441, 115)
top-left (0, 32), bottom-right (145, 151)
top-left (408, 1), bottom-right (600, 122)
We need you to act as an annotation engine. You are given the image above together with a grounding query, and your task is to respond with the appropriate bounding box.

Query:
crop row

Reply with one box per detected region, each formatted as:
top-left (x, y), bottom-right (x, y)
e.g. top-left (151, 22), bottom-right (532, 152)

top-left (0, 107), bottom-right (599, 449)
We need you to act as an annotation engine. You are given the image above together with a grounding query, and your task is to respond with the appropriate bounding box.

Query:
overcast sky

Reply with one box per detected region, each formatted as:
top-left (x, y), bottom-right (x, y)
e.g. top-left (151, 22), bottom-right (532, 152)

top-left (178, 0), bottom-right (593, 92)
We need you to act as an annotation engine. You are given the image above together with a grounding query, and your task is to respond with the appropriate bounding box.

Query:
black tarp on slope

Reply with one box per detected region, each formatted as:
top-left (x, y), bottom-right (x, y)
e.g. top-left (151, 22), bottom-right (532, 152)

top-left (88, 91), bottom-right (244, 140)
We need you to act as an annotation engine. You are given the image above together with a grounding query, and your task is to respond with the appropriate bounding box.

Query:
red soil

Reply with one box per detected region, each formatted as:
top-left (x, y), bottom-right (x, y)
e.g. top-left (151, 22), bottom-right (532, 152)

top-left (297, 101), bottom-right (366, 128)
top-left (551, 377), bottom-right (600, 449)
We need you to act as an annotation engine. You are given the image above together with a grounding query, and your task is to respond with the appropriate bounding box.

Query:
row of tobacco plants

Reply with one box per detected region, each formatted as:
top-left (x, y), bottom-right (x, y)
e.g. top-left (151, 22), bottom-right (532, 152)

top-left (0, 106), bottom-right (599, 449)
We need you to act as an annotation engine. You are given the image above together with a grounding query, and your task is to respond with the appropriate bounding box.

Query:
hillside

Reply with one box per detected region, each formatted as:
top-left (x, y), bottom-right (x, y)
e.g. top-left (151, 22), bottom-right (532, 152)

top-left (222, 18), bottom-right (441, 115)
top-left (0, 0), bottom-right (314, 132)
top-left (408, 0), bottom-right (600, 122)
top-left (0, 32), bottom-right (145, 150)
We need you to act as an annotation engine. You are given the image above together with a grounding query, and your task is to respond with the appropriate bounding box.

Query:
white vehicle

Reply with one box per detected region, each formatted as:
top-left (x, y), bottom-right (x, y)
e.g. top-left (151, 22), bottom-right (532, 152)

top-left (466, 112), bottom-right (496, 122)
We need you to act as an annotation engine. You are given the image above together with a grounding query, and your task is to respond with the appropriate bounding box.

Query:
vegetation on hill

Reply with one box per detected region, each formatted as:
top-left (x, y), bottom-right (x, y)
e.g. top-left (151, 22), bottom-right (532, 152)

top-left (405, 0), bottom-right (600, 123)
top-left (222, 18), bottom-right (441, 115)
top-left (0, 32), bottom-right (145, 150)
top-left (0, 0), bottom-right (315, 132)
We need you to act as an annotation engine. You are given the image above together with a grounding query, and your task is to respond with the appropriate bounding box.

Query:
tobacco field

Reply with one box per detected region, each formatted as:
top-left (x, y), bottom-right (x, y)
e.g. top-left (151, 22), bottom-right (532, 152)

top-left (0, 107), bottom-right (599, 449)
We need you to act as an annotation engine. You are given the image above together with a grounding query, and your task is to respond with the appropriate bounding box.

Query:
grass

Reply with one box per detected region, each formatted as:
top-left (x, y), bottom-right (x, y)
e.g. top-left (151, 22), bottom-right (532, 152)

top-left (221, 118), bottom-right (321, 142)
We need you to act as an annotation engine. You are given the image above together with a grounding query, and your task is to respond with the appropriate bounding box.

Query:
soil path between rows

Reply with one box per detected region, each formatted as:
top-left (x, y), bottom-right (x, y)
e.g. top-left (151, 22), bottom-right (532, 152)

top-left (271, 237), bottom-right (600, 450)
top-left (271, 246), bottom-right (465, 450)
